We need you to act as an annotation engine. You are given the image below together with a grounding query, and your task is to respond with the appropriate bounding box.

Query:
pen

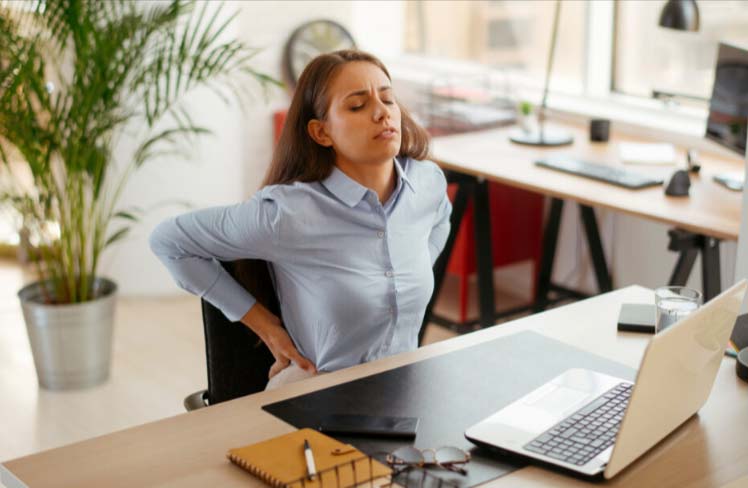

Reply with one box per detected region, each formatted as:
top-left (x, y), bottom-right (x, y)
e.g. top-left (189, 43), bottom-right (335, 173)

top-left (304, 439), bottom-right (317, 480)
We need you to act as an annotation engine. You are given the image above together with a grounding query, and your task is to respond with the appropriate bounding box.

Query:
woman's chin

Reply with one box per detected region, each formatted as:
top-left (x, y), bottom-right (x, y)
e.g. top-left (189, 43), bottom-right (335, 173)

top-left (380, 139), bottom-right (402, 160)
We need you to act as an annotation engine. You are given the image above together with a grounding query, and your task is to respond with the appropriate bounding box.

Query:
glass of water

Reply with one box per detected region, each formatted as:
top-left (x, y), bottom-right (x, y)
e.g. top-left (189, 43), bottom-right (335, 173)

top-left (654, 286), bottom-right (702, 333)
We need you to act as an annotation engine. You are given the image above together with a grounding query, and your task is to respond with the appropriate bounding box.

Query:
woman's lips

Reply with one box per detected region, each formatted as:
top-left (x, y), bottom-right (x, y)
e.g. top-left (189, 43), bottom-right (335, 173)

top-left (374, 128), bottom-right (398, 140)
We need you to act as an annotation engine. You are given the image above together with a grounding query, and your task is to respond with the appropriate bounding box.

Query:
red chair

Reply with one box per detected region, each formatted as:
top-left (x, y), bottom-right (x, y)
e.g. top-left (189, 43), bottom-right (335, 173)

top-left (446, 182), bottom-right (543, 323)
top-left (273, 110), bottom-right (287, 146)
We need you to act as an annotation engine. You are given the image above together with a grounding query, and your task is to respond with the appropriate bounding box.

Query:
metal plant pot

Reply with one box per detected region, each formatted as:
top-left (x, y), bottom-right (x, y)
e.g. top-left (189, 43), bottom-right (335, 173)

top-left (18, 278), bottom-right (117, 390)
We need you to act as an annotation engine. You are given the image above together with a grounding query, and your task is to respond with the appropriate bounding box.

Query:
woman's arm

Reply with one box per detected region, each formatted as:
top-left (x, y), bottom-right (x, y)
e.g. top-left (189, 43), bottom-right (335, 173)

top-left (149, 193), bottom-right (278, 321)
top-left (150, 191), bottom-right (315, 375)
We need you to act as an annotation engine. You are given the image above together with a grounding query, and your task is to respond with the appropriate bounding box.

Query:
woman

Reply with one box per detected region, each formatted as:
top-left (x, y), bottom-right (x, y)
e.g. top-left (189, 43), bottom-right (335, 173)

top-left (149, 49), bottom-right (452, 390)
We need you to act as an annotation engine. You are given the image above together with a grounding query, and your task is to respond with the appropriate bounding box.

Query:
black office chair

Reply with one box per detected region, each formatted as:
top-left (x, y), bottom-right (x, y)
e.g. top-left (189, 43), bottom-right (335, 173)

top-left (183, 259), bottom-right (279, 410)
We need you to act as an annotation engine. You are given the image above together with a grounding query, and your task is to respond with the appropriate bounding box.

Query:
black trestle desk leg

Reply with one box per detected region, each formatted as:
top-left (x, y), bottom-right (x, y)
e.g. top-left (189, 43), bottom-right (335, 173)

top-left (665, 229), bottom-right (721, 300)
top-left (668, 249), bottom-right (698, 286)
top-left (579, 205), bottom-right (613, 293)
top-left (419, 176), bottom-right (471, 345)
top-left (473, 178), bottom-right (495, 329)
top-left (667, 228), bottom-right (700, 287)
top-left (534, 198), bottom-right (564, 312)
top-left (701, 237), bottom-right (721, 301)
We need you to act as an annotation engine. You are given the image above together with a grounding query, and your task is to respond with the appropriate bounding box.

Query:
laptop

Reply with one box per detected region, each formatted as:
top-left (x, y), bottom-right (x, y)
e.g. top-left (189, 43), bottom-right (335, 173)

top-left (465, 280), bottom-right (747, 479)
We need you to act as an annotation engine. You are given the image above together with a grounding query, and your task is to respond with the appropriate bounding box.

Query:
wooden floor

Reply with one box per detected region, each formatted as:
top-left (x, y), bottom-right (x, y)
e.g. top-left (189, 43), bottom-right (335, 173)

top-left (0, 258), bottom-right (531, 464)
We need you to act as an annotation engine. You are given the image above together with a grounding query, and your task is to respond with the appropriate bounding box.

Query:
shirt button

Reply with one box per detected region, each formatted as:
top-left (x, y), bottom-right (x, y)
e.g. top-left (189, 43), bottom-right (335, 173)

top-left (385, 270), bottom-right (394, 278)
top-left (377, 231), bottom-right (385, 238)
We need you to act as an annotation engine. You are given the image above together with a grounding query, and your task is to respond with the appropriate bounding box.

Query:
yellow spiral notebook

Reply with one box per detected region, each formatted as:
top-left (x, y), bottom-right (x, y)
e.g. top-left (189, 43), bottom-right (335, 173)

top-left (227, 428), bottom-right (392, 488)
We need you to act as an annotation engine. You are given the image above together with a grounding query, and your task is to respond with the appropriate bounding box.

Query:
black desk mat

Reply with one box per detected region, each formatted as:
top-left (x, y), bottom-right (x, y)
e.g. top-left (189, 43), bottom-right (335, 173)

top-left (263, 330), bottom-right (636, 487)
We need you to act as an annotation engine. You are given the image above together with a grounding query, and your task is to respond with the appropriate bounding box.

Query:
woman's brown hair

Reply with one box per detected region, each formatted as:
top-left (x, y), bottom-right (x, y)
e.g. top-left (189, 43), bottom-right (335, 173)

top-left (262, 49), bottom-right (430, 187)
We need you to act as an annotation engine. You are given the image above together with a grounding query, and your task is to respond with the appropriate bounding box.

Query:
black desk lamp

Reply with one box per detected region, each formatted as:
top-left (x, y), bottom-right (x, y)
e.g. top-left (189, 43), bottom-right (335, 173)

top-left (658, 0), bottom-right (701, 196)
top-left (653, 0), bottom-right (701, 103)
top-left (659, 0), bottom-right (700, 31)
top-left (509, 0), bottom-right (573, 147)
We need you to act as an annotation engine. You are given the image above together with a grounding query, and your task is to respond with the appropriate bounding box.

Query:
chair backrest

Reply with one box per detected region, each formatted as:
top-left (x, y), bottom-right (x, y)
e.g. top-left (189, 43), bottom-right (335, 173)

top-left (201, 259), bottom-right (278, 405)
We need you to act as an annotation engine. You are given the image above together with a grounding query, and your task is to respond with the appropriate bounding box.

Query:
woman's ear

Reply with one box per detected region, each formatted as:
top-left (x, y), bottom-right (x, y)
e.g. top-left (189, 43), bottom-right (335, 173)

top-left (307, 119), bottom-right (333, 147)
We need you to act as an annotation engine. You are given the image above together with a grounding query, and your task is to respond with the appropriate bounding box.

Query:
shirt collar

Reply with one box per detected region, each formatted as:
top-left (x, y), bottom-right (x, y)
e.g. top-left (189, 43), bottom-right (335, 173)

top-left (394, 156), bottom-right (416, 194)
top-left (321, 165), bottom-right (369, 208)
top-left (322, 157), bottom-right (416, 208)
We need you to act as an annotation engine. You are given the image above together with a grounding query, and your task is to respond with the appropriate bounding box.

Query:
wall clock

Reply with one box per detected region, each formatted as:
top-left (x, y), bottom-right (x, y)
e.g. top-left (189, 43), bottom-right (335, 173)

top-left (282, 19), bottom-right (356, 88)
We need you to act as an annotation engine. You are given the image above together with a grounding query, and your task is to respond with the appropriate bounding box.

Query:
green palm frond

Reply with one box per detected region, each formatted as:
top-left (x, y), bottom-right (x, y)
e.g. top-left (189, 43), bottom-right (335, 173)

top-left (0, 0), bottom-right (278, 303)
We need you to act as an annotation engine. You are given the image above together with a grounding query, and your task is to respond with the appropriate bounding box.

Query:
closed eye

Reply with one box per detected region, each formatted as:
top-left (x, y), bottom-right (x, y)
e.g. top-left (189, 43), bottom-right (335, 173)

top-left (350, 100), bottom-right (395, 111)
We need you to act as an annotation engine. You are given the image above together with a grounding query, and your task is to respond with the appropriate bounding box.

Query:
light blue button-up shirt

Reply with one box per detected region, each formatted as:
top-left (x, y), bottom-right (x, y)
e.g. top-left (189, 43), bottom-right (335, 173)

top-left (149, 157), bottom-right (451, 372)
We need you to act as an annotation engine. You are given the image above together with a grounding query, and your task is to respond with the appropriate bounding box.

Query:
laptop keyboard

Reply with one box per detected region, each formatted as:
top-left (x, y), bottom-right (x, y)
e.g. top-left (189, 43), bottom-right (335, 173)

top-left (523, 382), bottom-right (633, 466)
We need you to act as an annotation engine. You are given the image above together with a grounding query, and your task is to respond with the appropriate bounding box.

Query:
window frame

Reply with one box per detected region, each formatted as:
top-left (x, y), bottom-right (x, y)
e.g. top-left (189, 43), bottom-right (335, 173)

top-left (583, 0), bottom-right (707, 134)
top-left (389, 0), bottom-right (711, 139)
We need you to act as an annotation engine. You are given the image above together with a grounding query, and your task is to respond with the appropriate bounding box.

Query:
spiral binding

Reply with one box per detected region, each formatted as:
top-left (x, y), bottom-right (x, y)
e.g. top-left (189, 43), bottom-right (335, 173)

top-left (228, 452), bottom-right (285, 488)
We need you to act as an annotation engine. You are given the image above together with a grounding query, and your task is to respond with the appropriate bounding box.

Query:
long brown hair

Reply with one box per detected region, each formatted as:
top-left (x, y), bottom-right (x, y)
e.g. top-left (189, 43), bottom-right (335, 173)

top-left (262, 49), bottom-right (430, 187)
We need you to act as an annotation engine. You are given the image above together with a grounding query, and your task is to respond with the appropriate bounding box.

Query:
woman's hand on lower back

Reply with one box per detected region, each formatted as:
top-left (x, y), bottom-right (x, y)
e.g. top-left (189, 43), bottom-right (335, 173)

top-left (240, 302), bottom-right (316, 378)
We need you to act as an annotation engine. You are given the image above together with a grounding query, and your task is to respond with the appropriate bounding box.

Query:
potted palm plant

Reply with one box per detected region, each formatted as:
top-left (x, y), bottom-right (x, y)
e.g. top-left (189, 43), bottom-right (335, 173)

top-left (0, 0), bottom-right (278, 389)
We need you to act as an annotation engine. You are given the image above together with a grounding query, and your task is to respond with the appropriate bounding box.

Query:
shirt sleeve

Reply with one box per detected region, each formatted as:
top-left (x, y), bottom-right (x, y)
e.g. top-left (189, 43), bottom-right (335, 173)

top-left (428, 169), bottom-right (452, 266)
top-left (148, 190), bottom-right (280, 322)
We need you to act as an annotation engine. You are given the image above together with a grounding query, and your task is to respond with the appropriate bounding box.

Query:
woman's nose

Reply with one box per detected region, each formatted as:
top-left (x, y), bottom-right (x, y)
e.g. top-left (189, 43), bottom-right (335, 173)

top-left (372, 97), bottom-right (389, 122)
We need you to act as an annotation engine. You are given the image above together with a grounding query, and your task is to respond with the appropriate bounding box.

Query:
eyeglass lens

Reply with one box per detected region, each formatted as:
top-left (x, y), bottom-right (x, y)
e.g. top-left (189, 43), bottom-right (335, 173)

top-left (391, 446), bottom-right (468, 465)
top-left (434, 447), bottom-right (469, 464)
top-left (391, 446), bottom-right (423, 464)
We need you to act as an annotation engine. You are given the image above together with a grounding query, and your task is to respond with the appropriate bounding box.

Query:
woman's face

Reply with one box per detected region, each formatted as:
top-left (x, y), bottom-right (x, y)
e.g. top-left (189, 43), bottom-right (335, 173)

top-left (309, 61), bottom-right (402, 169)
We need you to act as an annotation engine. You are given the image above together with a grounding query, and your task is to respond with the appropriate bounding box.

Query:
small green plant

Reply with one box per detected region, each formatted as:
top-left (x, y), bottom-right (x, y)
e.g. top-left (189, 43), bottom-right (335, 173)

top-left (0, 0), bottom-right (279, 304)
top-left (519, 100), bottom-right (533, 116)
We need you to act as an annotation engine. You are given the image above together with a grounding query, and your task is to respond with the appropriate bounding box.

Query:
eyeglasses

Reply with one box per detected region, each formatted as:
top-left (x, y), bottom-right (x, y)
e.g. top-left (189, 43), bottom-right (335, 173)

top-left (284, 453), bottom-right (461, 488)
top-left (385, 446), bottom-right (471, 475)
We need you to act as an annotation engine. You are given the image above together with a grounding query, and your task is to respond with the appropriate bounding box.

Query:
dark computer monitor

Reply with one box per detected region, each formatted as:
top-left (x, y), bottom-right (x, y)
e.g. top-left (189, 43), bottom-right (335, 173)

top-left (705, 42), bottom-right (748, 156)
top-left (707, 44), bottom-right (748, 325)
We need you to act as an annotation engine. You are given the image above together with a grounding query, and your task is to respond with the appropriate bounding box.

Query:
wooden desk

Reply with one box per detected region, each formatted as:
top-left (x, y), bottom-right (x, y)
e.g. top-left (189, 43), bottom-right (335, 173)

top-left (3, 286), bottom-right (748, 488)
top-left (426, 123), bottom-right (744, 328)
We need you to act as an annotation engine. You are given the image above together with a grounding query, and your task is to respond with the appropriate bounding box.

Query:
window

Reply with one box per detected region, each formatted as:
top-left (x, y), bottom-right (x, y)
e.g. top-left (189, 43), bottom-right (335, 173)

top-left (0, 0), bottom-right (44, 13)
top-left (403, 0), bottom-right (588, 96)
top-left (614, 0), bottom-right (748, 104)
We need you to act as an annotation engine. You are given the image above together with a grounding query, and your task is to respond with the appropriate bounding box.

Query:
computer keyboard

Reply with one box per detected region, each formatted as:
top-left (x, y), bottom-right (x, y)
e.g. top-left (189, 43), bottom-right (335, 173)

top-left (523, 382), bottom-right (633, 466)
top-left (536, 158), bottom-right (664, 189)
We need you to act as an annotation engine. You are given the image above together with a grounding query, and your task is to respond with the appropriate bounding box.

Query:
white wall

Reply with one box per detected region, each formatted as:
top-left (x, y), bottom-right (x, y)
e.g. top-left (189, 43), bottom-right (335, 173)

top-left (350, 0), bottom-right (403, 58)
top-left (99, 1), bottom-right (250, 297)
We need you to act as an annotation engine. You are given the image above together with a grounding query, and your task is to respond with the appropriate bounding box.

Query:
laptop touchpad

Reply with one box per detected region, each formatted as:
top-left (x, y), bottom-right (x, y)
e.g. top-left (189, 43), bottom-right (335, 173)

top-left (525, 384), bottom-right (589, 414)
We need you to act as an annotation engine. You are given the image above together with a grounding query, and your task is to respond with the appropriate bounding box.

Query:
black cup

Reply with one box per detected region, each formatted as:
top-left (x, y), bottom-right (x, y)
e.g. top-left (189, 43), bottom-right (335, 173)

top-left (590, 118), bottom-right (610, 142)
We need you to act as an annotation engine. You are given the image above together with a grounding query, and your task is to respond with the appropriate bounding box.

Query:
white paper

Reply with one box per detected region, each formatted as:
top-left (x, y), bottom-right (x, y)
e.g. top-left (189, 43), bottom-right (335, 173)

top-left (618, 142), bottom-right (677, 165)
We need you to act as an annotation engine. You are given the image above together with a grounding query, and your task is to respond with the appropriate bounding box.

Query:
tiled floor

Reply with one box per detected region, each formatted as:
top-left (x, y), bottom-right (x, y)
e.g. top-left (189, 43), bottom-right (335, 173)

top-left (0, 258), bottom-right (531, 463)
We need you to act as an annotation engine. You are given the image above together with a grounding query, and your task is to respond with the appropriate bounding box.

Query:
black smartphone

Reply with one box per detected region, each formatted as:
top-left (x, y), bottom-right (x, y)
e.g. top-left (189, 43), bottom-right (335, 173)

top-left (316, 414), bottom-right (419, 439)
top-left (617, 303), bottom-right (656, 333)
